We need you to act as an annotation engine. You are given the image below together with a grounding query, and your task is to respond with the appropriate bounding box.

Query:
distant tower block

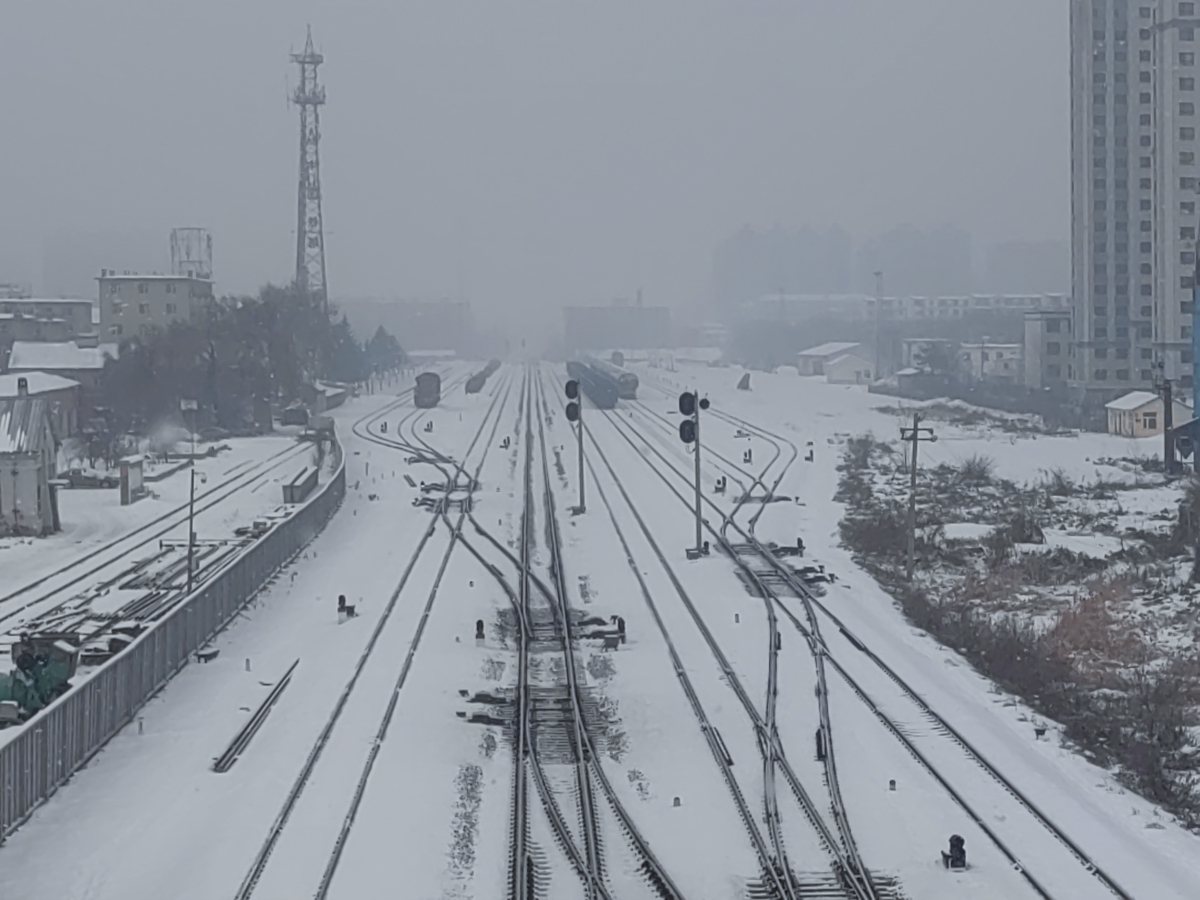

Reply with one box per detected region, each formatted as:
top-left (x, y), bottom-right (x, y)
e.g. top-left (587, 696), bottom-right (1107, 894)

top-left (170, 228), bottom-right (213, 280)
top-left (292, 25), bottom-right (328, 314)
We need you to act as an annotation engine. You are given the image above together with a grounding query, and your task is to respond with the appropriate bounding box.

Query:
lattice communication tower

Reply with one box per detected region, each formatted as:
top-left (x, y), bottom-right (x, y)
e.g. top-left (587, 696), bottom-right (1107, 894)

top-left (292, 26), bottom-right (328, 313)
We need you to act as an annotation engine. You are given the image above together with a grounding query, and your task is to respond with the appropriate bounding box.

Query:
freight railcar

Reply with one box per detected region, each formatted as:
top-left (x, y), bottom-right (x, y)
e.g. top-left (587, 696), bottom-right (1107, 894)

top-left (414, 372), bottom-right (442, 408)
top-left (465, 359), bottom-right (503, 394)
top-left (585, 356), bottom-right (638, 400)
top-left (566, 360), bottom-right (618, 409)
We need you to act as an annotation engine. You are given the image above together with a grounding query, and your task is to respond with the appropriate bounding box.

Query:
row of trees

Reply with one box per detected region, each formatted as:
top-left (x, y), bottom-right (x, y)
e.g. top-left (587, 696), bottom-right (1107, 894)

top-left (97, 284), bottom-right (405, 435)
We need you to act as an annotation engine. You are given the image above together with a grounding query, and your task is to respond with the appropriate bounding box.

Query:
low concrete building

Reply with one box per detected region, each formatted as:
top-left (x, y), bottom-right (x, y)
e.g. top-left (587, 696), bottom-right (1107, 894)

top-left (0, 372), bottom-right (80, 436)
top-left (0, 397), bottom-right (60, 535)
top-left (960, 342), bottom-right (1023, 384)
top-left (900, 337), bottom-right (958, 370)
top-left (0, 298), bottom-right (94, 338)
top-left (1023, 310), bottom-right (1073, 390)
top-left (824, 351), bottom-right (874, 385)
top-left (7, 337), bottom-right (118, 394)
top-left (796, 342), bottom-right (861, 376)
top-left (1104, 391), bottom-right (1192, 437)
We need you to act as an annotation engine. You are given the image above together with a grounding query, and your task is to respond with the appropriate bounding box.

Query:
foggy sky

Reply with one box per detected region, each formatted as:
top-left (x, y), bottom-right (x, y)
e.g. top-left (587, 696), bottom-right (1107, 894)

top-left (0, 1), bottom-right (1067, 336)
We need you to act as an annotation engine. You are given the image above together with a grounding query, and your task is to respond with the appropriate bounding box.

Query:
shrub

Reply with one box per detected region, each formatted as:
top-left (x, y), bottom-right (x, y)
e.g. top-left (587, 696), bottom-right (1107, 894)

top-left (957, 453), bottom-right (996, 486)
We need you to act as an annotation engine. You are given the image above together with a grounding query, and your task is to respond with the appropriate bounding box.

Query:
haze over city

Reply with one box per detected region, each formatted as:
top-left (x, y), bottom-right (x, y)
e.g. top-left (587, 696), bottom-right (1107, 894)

top-left (8, 4), bottom-right (1200, 899)
top-left (0, 1), bottom-right (1067, 337)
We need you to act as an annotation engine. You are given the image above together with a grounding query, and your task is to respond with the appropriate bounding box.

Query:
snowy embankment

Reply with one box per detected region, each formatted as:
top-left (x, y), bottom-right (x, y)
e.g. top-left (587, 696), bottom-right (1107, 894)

top-left (632, 362), bottom-right (1200, 896)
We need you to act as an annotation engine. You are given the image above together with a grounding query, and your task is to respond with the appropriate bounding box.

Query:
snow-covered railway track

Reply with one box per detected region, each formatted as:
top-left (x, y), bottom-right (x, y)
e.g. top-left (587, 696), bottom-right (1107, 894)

top-left (532, 371), bottom-right (685, 900)
top-left (603, 384), bottom-right (1142, 899)
top-left (232, 371), bottom-right (514, 900)
top-left (0, 441), bottom-right (313, 635)
top-left (573, 396), bottom-right (855, 900)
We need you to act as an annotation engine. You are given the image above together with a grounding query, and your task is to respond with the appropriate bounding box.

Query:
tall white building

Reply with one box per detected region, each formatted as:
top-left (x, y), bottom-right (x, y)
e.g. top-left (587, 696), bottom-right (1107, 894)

top-left (1071, 0), bottom-right (1200, 398)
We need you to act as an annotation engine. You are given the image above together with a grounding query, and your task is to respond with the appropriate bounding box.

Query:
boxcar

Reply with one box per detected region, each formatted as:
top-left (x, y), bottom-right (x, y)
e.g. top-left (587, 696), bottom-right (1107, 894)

top-left (414, 372), bottom-right (441, 408)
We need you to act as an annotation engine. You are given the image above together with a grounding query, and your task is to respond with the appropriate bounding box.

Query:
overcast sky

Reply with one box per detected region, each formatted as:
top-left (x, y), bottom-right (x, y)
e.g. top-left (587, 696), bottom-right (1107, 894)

top-left (0, 1), bottom-right (1067, 330)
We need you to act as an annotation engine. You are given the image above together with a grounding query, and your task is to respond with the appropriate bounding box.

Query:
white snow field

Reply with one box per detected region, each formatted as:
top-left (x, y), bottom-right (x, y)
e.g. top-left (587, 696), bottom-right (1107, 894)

top-left (1, 361), bottom-right (1198, 900)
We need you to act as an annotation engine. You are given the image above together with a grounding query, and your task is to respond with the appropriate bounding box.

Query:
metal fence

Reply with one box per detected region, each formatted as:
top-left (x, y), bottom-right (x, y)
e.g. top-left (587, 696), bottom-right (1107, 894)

top-left (0, 435), bottom-right (345, 842)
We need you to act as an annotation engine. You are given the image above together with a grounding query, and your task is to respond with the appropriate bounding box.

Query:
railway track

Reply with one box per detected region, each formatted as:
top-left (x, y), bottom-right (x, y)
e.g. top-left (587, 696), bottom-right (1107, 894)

top-left (233, 368), bottom-right (515, 900)
top-left (0, 440), bottom-right (314, 633)
top-left (597, 372), bottom-right (1141, 899)
top-left (557, 389), bottom-right (847, 897)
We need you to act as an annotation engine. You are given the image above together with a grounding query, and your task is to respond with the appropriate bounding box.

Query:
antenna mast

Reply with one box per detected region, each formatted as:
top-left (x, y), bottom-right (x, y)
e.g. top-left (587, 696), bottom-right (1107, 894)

top-left (292, 25), bottom-right (328, 315)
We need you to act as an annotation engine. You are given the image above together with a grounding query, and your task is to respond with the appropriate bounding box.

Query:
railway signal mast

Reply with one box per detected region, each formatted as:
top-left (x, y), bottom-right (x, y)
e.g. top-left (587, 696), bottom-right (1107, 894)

top-left (565, 379), bottom-right (585, 513)
top-left (678, 390), bottom-right (710, 556)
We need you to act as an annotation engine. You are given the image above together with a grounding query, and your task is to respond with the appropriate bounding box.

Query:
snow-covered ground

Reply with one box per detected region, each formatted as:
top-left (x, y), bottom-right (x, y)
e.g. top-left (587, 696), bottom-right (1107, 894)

top-left (2, 361), bottom-right (1199, 900)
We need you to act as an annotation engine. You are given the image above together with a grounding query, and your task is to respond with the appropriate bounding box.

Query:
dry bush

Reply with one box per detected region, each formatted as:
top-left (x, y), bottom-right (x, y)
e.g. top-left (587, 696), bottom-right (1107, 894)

top-left (957, 453), bottom-right (996, 486)
top-left (1046, 579), bottom-right (1146, 676)
top-left (839, 503), bottom-right (908, 558)
top-left (842, 434), bottom-right (880, 471)
top-left (1014, 547), bottom-right (1108, 585)
top-left (1041, 467), bottom-right (1076, 496)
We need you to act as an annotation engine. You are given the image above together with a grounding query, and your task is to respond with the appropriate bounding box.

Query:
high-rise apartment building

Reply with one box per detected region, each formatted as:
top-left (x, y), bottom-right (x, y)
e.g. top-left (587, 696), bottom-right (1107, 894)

top-left (1071, 0), bottom-right (1200, 398)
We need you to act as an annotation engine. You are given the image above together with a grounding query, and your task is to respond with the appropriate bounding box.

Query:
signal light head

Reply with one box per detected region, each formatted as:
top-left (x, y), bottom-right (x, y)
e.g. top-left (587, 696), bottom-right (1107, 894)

top-left (566, 380), bottom-right (579, 399)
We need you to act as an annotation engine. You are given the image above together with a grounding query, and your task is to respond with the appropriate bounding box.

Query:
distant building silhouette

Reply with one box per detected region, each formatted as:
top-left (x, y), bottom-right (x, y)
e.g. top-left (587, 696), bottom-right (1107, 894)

top-left (985, 241), bottom-right (1069, 295)
top-left (856, 225), bottom-right (972, 298)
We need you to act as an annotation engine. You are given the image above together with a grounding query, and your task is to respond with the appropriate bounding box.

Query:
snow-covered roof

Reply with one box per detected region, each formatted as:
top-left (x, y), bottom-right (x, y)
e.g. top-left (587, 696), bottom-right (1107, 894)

top-left (797, 341), bottom-right (860, 359)
top-left (895, 367), bottom-right (922, 376)
top-left (96, 273), bottom-right (211, 283)
top-left (0, 398), bottom-right (54, 455)
top-left (1104, 390), bottom-right (1159, 411)
top-left (8, 341), bottom-right (119, 371)
top-left (0, 297), bottom-right (91, 306)
top-left (0, 372), bottom-right (80, 398)
top-left (826, 351), bottom-right (872, 367)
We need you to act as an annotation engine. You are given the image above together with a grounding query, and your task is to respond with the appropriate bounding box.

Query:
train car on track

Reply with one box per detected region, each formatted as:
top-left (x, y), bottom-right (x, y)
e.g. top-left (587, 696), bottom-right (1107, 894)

top-left (414, 372), bottom-right (441, 408)
top-left (566, 360), bottom-right (619, 409)
top-left (586, 356), bottom-right (638, 400)
top-left (465, 359), bottom-right (503, 395)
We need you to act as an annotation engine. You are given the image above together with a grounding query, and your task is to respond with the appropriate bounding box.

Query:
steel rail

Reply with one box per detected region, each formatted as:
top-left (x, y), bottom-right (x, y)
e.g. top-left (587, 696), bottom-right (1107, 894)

top-left (597, 382), bottom-right (1134, 900)
top-left (212, 658), bottom-right (300, 773)
top-left (0, 442), bottom-right (313, 629)
top-left (233, 369), bottom-right (512, 900)
top-left (580, 386), bottom-right (879, 899)
top-left (313, 370), bottom-right (517, 900)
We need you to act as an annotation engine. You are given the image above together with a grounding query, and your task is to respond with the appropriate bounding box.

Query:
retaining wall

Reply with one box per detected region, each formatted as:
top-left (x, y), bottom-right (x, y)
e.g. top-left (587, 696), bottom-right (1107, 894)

top-left (0, 432), bottom-right (345, 841)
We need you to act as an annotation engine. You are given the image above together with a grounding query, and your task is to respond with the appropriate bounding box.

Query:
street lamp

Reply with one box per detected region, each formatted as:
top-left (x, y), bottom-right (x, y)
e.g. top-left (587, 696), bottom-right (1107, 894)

top-left (187, 468), bottom-right (208, 595)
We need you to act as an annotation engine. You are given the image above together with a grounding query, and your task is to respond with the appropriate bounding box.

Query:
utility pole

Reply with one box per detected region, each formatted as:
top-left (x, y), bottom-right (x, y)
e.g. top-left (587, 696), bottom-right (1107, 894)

top-left (873, 270), bottom-right (883, 381)
top-left (186, 468), bottom-right (206, 595)
top-left (181, 398), bottom-right (198, 459)
top-left (1155, 362), bottom-right (1177, 476)
top-left (693, 392), bottom-right (703, 552)
top-left (901, 413), bottom-right (937, 580)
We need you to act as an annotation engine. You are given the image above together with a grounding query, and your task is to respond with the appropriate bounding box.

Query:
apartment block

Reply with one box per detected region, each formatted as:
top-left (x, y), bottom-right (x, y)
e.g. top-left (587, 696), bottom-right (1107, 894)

top-left (97, 271), bottom-right (214, 339)
top-left (1071, 0), bottom-right (1200, 397)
